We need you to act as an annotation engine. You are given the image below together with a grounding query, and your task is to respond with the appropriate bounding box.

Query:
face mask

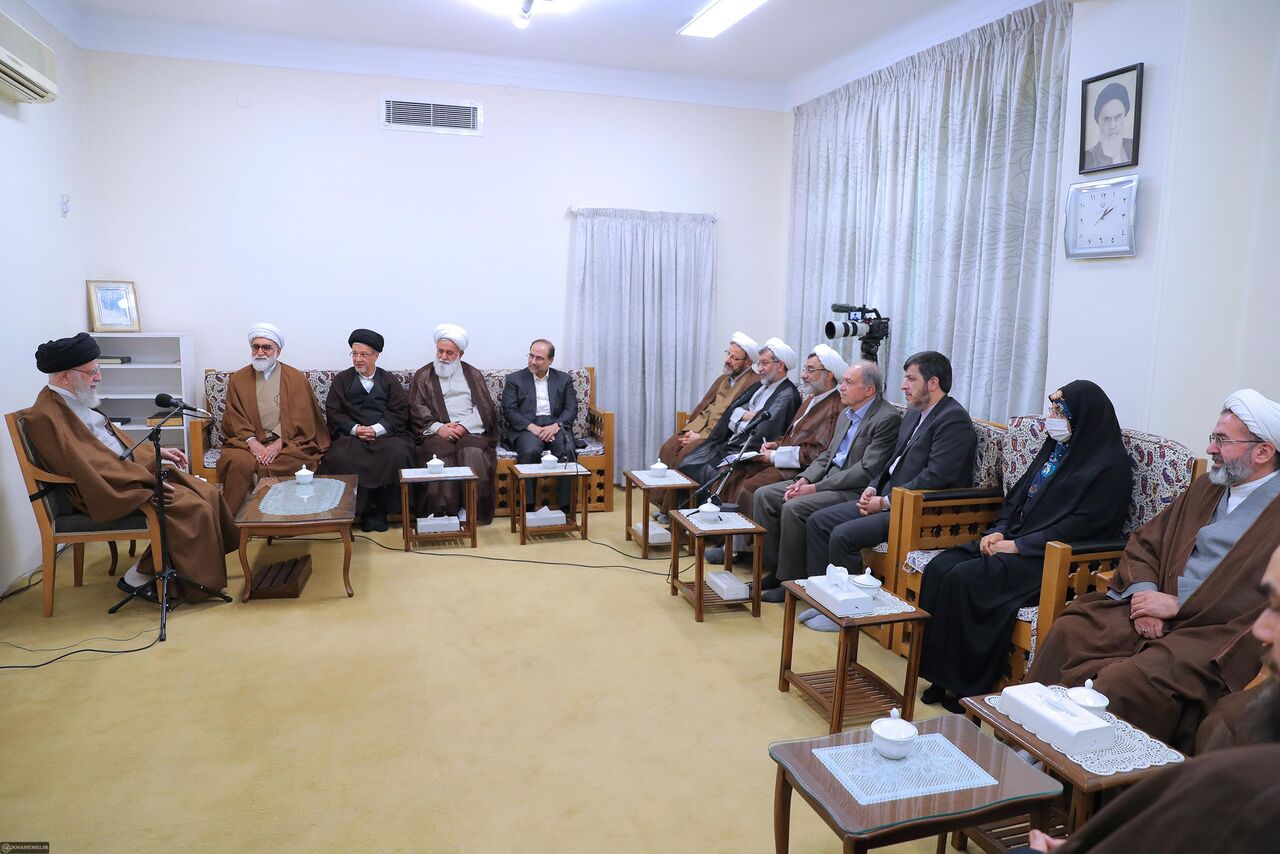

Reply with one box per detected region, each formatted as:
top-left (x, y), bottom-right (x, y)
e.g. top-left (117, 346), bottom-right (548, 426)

top-left (1046, 416), bottom-right (1071, 443)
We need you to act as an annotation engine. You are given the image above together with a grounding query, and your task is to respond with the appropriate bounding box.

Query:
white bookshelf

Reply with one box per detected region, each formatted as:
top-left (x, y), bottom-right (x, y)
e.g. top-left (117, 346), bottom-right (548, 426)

top-left (90, 332), bottom-right (195, 453)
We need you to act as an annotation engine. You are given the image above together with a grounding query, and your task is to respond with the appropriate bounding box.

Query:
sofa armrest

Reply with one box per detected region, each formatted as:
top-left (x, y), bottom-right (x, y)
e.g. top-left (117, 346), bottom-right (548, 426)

top-left (1036, 539), bottom-right (1128, 641)
top-left (676, 411), bottom-right (689, 432)
top-left (187, 418), bottom-right (217, 481)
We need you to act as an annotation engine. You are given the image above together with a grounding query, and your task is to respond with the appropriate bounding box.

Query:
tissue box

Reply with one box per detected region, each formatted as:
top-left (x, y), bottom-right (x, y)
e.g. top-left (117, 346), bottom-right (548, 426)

top-left (1000, 682), bottom-right (1116, 753)
top-left (706, 571), bottom-right (750, 601)
top-left (527, 507), bottom-right (567, 528)
top-left (417, 515), bottom-right (460, 534)
top-left (806, 575), bottom-right (874, 617)
top-left (631, 522), bottom-right (671, 545)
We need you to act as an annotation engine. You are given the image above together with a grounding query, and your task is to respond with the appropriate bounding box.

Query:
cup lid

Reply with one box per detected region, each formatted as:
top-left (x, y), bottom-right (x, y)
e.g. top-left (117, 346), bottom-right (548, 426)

top-left (1066, 678), bottom-right (1109, 707)
top-left (296, 465), bottom-right (312, 476)
top-left (851, 568), bottom-right (882, 588)
top-left (542, 450), bottom-right (556, 458)
top-left (871, 708), bottom-right (918, 740)
top-left (651, 461), bottom-right (668, 469)
top-left (698, 501), bottom-right (720, 515)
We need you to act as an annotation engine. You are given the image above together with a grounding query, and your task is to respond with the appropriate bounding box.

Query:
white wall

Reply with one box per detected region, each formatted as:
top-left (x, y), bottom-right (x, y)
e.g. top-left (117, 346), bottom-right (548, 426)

top-left (0, 0), bottom-right (92, 594)
top-left (82, 52), bottom-right (792, 389)
top-left (1045, 0), bottom-right (1280, 450)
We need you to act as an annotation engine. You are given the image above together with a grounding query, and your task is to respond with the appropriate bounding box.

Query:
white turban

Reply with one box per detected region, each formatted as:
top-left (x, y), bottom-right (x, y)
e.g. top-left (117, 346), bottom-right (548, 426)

top-left (433, 323), bottom-right (469, 352)
top-left (761, 337), bottom-right (797, 370)
top-left (247, 322), bottom-right (283, 349)
top-left (811, 344), bottom-right (849, 377)
top-left (729, 331), bottom-right (759, 361)
top-left (1223, 388), bottom-right (1280, 446)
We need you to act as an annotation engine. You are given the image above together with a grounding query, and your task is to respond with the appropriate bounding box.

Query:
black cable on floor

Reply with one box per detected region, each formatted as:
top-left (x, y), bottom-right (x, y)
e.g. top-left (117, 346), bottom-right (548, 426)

top-left (0, 627), bottom-right (161, 670)
top-left (0, 569), bottom-right (42, 603)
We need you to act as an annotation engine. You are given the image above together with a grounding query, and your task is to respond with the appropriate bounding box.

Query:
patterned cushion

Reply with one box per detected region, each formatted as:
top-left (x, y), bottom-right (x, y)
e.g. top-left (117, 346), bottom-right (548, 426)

top-left (1003, 414), bottom-right (1198, 537)
top-left (203, 367), bottom-right (595, 451)
top-left (1017, 605), bottom-right (1039, 664)
top-left (902, 548), bottom-right (944, 574)
top-left (870, 542), bottom-right (889, 554)
top-left (972, 420), bottom-right (1005, 490)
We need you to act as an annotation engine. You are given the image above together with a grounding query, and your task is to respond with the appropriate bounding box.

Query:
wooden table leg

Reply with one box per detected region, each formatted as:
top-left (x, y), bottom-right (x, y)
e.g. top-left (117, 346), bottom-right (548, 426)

top-left (509, 470), bottom-right (518, 534)
top-left (640, 486), bottom-right (651, 559)
top-left (902, 615), bottom-right (924, 720)
top-left (580, 472), bottom-right (588, 540)
top-left (831, 625), bottom-right (852, 733)
top-left (669, 518), bottom-right (680, 595)
top-left (624, 478), bottom-right (633, 542)
top-left (467, 480), bottom-right (478, 549)
top-left (1068, 787), bottom-right (1092, 832)
top-left (519, 476), bottom-right (528, 545)
top-left (238, 530), bottom-right (254, 602)
top-left (751, 532), bottom-right (763, 617)
top-left (779, 587), bottom-right (796, 692)
top-left (694, 536), bottom-right (705, 622)
top-left (400, 481), bottom-right (412, 552)
top-left (341, 524), bottom-right (354, 597)
top-left (773, 766), bottom-right (792, 854)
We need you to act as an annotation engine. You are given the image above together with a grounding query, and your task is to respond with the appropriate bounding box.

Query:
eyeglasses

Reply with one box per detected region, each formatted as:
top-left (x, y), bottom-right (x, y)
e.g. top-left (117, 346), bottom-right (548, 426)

top-left (756, 357), bottom-right (779, 368)
top-left (800, 365), bottom-right (826, 376)
top-left (528, 354), bottom-right (549, 363)
top-left (1208, 434), bottom-right (1265, 448)
top-left (251, 343), bottom-right (278, 353)
top-left (70, 367), bottom-right (102, 378)
top-left (350, 350), bottom-right (375, 358)
top-left (722, 349), bottom-right (749, 362)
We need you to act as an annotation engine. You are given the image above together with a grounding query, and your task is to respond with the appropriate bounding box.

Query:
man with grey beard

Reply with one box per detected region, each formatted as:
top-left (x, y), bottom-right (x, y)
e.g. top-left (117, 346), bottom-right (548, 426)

top-left (1025, 389), bottom-right (1280, 753)
top-left (24, 333), bottom-right (237, 609)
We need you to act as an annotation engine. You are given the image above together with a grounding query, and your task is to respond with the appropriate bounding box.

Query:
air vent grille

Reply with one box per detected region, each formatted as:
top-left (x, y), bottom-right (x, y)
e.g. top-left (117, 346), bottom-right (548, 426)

top-left (382, 98), bottom-right (482, 135)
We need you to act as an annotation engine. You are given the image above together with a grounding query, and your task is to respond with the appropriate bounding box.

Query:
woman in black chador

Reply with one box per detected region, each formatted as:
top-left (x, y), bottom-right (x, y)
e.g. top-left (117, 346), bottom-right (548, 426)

top-left (919, 380), bottom-right (1132, 712)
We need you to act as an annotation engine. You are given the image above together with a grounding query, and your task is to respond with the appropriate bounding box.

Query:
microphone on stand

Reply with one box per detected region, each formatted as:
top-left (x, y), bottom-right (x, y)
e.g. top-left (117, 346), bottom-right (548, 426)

top-left (154, 393), bottom-right (212, 418)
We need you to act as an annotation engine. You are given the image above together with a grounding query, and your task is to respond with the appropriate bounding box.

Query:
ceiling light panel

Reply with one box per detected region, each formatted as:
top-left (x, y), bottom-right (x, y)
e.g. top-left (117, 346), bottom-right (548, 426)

top-left (679, 0), bottom-right (772, 39)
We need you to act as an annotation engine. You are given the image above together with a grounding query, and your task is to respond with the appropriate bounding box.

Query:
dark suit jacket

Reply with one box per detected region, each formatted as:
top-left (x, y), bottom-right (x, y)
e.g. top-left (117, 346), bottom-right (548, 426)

top-left (501, 367), bottom-right (577, 447)
top-left (799, 396), bottom-right (903, 498)
top-left (684, 378), bottom-right (801, 468)
top-left (872, 395), bottom-right (976, 496)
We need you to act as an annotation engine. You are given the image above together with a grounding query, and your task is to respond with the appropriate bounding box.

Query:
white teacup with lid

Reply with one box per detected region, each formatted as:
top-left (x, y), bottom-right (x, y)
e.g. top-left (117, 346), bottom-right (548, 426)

top-left (649, 461), bottom-right (669, 478)
top-left (541, 450), bottom-right (559, 469)
top-left (850, 568), bottom-right (882, 591)
top-left (426, 454), bottom-right (445, 474)
top-left (698, 500), bottom-right (722, 522)
top-left (295, 465), bottom-right (314, 485)
top-left (1066, 679), bottom-right (1110, 719)
top-left (870, 707), bottom-right (919, 759)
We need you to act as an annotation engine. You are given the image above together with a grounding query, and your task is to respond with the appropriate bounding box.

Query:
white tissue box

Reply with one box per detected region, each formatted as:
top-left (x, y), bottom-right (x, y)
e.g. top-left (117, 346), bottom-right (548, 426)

top-left (527, 507), bottom-right (567, 528)
top-left (1000, 682), bottom-right (1116, 753)
top-left (706, 571), bottom-right (750, 601)
top-left (417, 515), bottom-right (460, 534)
top-left (631, 522), bottom-right (671, 545)
top-left (806, 575), bottom-right (874, 617)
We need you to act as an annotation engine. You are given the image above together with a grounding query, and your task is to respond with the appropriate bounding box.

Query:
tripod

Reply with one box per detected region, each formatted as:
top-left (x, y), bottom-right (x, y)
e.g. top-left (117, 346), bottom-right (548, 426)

top-left (108, 403), bottom-right (232, 640)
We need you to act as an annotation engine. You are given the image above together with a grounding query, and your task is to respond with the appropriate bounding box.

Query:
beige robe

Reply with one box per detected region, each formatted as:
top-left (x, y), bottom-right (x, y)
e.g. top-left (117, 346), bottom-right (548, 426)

top-left (657, 370), bottom-right (760, 512)
top-left (407, 361), bottom-right (499, 524)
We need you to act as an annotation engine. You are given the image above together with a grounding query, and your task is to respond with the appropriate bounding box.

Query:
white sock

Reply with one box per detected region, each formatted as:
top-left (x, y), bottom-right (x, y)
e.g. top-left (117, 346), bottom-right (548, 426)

top-left (123, 561), bottom-right (148, 587)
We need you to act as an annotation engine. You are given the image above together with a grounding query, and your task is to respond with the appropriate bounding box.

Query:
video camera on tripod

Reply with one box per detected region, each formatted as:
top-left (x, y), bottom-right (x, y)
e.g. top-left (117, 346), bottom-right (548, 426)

top-left (824, 304), bottom-right (890, 363)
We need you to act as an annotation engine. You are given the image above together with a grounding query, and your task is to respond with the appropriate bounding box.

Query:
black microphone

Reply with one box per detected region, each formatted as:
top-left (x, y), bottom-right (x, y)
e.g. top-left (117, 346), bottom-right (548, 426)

top-left (742, 410), bottom-right (772, 432)
top-left (154, 393), bottom-right (212, 417)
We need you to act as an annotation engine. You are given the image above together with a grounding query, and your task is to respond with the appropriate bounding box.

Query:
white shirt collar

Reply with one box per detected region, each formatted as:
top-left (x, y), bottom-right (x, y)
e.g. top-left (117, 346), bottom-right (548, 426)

top-left (1228, 469), bottom-right (1280, 512)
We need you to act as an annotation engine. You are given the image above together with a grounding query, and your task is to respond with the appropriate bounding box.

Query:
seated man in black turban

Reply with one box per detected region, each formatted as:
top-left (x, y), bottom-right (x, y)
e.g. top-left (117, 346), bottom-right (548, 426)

top-left (318, 329), bottom-right (418, 532)
top-left (26, 333), bottom-right (237, 608)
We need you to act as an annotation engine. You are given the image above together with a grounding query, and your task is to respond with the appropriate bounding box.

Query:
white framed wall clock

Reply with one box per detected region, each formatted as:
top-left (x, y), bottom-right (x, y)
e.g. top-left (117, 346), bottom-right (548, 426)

top-left (1064, 174), bottom-right (1139, 259)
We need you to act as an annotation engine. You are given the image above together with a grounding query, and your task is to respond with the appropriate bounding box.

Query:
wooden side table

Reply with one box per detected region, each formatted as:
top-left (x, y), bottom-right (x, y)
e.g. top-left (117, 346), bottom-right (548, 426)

top-left (399, 466), bottom-right (478, 550)
top-left (959, 693), bottom-right (1184, 846)
top-left (508, 463), bottom-right (590, 545)
top-left (667, 508), bottom-right (764, 621)
top-left (623, 468), bottom-right (697, 557)
top-left (770, 715), bottom-right (1061, 854)
top-left (778, 580), bottom-right (930, 733)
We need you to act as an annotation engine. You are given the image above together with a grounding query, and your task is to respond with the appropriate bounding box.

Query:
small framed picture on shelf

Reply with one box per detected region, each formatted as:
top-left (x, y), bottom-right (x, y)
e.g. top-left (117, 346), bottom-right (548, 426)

top-left (1080, 63), bottom-right (1143, 174)
top-left (87, 280), bottom-right (140, 332)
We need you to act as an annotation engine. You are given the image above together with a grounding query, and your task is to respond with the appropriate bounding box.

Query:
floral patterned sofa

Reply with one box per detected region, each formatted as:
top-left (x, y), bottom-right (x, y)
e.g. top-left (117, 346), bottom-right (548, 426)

top-left (188, 367), bottom-right (615, 515)
top-left (890, 413), bottom-right (1204, 686)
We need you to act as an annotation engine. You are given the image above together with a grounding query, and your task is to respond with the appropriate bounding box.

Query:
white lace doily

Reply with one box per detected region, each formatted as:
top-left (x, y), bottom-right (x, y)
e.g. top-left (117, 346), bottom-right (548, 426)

top-left (628, 469), bottom-right (695, 488)
top-left (984, 687), bottom-right (1184, 776)
top-left (674, 509), bottom-right (755, 531)
top-left (795, 579), bottom-right (916, 618)
top-left (258, 479), bottom-right (345, 515)
top-left (813, 733), bottom-right (998, 805)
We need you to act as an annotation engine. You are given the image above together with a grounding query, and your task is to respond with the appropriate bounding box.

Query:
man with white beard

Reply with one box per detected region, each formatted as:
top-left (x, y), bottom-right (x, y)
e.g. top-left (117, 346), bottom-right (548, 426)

top-left (217, 322), bottom-right (329, 514)
top-left (408, 323), bottom-right (500, 524)
top-left (25, 333), bottom-right (237, 607)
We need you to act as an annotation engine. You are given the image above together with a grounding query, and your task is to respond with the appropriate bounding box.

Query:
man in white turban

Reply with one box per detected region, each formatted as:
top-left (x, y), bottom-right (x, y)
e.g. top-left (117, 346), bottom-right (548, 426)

top-left (674, 337), bottom-right (803, 508)
top-left (1027, 389), bottom-right (1280, 753)
top-left (408, 324), bottom-right (500, 524)
top-left (217, 322), bottom-right (329, 514)
top-left (654, 332), bottom-right (762, 519)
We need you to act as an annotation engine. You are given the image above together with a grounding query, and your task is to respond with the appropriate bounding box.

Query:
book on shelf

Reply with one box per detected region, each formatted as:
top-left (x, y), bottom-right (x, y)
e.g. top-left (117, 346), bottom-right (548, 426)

top-left (147, 412), bottom-right (183, 426)
top-left (98, 356), bottom-right (132, 364)
top-left (108, 416), bottom-right (132, 425)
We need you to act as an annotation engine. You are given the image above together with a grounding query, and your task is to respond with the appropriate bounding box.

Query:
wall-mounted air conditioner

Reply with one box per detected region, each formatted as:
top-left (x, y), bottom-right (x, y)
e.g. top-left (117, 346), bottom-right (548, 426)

top-left (0, 10), bottom-right (58, 103)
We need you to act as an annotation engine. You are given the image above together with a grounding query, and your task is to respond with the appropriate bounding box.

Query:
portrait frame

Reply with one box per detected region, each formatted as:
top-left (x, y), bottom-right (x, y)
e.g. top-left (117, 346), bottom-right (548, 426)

top-left (1079, 63), bottom-right (1143, 174)
top-left (86, 280), bottom-right (141, 332)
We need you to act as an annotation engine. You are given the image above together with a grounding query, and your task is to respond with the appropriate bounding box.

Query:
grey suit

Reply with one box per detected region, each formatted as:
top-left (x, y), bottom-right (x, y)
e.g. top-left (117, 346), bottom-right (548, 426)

top-left (753, 396), bottom-right (901, 579)
top-left (502, 367), bottom-right (578, 506)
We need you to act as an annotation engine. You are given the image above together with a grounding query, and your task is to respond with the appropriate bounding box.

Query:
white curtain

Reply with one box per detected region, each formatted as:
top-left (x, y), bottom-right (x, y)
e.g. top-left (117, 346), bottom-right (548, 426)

top-left (567, 208), bottom-right (717, 480)
top-left (785, 0), bottom-right (1071, 421)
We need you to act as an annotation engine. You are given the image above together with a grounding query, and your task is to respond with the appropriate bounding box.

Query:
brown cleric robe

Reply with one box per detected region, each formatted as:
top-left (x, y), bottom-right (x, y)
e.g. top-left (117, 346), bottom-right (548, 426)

top-left (217, 362), bottom-right (329, 515)
top-left (1194, 674), bottom-right (1279, 753)
top-left (722, 388), bottom-right (844, 516)
top-left (407, 361), bottom-right (499, 524)
top-left (1025, 475), bottom-right (1279, 752)
top-left (318, 367), bottom-right (417, 509)
top-left (26, 387), bottom-right (236, 597)
top-left (656, 369), bottom-right (760, 513)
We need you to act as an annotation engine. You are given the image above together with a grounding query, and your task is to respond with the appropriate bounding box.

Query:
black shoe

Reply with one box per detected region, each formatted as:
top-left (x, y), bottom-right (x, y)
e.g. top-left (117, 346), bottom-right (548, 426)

top-left (361, 515), bottom-right (377, 532)
top-left (372, 513), bottom-right (389, 532)
top-left (117, 576), bottom-right (159, 603)
top-left (761, 587), bottom-right (786, 604)
top-left (760, 573), bottom-right (781, 591)
top-left (940, 696), bottom-right (966, 714)
top-left (921, 684), bottom-right (946, 705)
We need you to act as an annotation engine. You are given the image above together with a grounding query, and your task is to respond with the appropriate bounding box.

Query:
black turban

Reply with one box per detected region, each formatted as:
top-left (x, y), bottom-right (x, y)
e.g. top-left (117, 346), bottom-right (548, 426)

top-left (1093, 82), bottom-right (1131, 121)
top-left (348, 328), bottom-right (384, 353)
top-left (35, 332), bottom-right (100, 374)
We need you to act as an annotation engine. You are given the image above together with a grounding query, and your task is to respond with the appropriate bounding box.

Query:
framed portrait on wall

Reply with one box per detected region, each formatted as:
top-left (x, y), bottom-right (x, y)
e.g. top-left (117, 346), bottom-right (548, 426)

top-left (87, 280), bottom-right (141, 332)
top-left (1080, 63), bottom-right (1143, 174)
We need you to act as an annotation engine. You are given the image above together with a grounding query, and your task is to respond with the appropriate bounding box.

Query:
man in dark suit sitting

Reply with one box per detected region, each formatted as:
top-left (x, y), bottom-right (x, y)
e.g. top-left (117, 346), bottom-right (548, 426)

top-left (501, 338), bottom-right (579, 509)
top-left (796, 350), bottom-right (977, 587)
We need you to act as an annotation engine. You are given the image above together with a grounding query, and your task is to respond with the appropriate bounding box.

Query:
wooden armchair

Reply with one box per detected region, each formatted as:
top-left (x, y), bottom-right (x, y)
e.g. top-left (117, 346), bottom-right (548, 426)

top-left (6, 409), bottom-right (163, 617)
